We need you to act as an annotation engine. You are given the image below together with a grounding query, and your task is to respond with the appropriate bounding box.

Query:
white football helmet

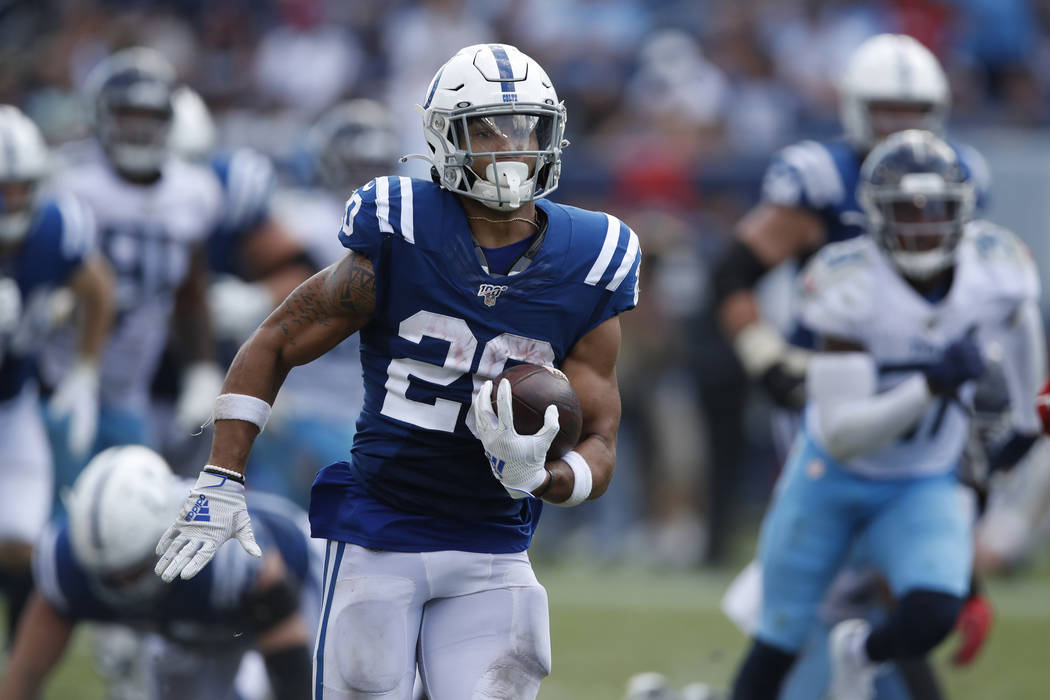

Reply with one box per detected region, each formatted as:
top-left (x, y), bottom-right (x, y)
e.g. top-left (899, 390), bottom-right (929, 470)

top-left (84, 47), bottom-right (176, 177)
top-left (839, 34), bottom-right (949, 150)
top-left (66, 445), bottom-right (179, 580)
top-left (0, 105), bottom-right (48, 243)
top-left (414, 43), bottom-right (568, 211)
top-left (169, 86), bottom-right (217, 163)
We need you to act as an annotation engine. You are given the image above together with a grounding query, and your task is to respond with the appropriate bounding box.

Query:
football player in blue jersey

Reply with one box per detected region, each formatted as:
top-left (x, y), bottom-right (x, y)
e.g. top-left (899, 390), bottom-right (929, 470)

top-left (0, 105), bottom-right (113, 653)
top-left (0, 445), bottom-right (318, 700)
top-left (728, 131), bottom-right (1044, 700)
top-left (169, 86), bottom-right (317, 346)
top-left (154, 43), bottom-right (640, 699)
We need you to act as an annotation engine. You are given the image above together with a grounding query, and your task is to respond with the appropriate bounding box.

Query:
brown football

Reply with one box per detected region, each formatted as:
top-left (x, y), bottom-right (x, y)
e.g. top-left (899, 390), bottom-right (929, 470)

top-left (491, 363), bottom-right (582, 460)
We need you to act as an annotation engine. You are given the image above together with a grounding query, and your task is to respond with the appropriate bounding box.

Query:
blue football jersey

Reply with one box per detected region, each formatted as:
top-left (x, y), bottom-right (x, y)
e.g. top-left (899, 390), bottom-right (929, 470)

top-left (310, 177), bottom-right (640, 554)
top-left (207, 148), bottom-right (276, 276)
top-left (32, 492), bottom-right (315, 643)
top-left (0, 195), bottom-right (95, 401)
top-left (761, 137), bottom-right (990, 245)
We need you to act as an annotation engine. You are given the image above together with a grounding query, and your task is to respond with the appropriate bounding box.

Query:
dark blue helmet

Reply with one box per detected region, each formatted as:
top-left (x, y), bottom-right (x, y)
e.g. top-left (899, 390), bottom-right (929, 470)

top-left (308, 99), bottom-right (400, 196)
top-left (858, 129), bottom-right (975, 280)
top-left (84, 48), bottom-right (176, 176)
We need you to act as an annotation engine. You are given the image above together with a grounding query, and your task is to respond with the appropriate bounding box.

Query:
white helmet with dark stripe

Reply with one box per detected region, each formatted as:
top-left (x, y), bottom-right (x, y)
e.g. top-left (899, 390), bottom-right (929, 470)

top-left (0, 105), bottom-right (48, 243)
top-left (839, 34), bottom-right (949, 150)
top-left (415, 43), bottom-right (568, 211)
top-left (66, 445), bottom-right (179, 577)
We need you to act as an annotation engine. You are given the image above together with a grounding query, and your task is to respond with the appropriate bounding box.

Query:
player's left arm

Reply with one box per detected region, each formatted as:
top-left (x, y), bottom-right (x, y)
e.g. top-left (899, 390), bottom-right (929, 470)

top-left (544, 315), bottom-right (623, 502)
top-left (174, 244), bottom-right (217, 363)
top-left (0, 591), bottom-right (75, 700)
top-left (66, 254), bottom-right (114, 361)
top-left (989, 298), bottom-right (1046, 469)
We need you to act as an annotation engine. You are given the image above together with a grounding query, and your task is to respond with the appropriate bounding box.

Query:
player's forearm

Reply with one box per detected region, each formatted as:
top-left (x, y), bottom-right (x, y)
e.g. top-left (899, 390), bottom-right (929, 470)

top-left (69, 256), bottom-right (114, 361)
top-left (0, 594), bottom-right (73, 700)
top-left (544, 431), bottom-right (616, 502)
top-left (809, 353), bottom-right (933, 460)
top-left (174, 250), bottom-right (216, 363)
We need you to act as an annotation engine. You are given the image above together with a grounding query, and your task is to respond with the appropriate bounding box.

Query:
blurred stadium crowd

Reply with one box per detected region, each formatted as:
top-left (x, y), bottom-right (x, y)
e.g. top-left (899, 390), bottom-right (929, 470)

top-left (3, 0), bottom-right (1050, 571)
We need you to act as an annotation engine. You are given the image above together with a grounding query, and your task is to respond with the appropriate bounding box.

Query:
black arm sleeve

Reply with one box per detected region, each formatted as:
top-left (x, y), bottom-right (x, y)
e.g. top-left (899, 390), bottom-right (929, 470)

top-left (264, 644), bottom-right (313, 700)
top-left (711, 238), bottom-right (769, 305)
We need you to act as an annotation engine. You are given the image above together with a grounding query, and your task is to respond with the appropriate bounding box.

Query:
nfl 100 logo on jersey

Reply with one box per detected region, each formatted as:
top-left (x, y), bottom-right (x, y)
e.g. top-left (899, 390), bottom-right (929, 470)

top-left (477, 283), bottom-right (508, 307)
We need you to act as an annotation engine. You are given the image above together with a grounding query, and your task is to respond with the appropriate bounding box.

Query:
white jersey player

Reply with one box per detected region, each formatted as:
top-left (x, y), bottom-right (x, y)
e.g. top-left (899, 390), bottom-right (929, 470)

top-left (42, 48), bottom-right (223, 481)
top-left (728, 130), bottom-right (1043, 700)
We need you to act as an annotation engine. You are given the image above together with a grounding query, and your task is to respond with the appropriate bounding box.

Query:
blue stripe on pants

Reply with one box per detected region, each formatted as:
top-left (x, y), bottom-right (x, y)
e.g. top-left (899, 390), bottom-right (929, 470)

top-left (314, 541), bottom-right (346, 700)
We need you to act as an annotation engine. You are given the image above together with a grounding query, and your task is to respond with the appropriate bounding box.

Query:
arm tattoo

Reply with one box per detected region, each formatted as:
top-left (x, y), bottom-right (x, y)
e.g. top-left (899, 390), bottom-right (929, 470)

top-left (280, 252), bottom-right (375, 339)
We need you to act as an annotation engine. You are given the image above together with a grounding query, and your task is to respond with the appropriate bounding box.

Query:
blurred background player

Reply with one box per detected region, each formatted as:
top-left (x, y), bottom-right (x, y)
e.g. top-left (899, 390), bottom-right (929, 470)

top-left (160, 85), bottom-right (316, 474)
top-left (729, 130), bottom-right (1043, 700)
top-left (0, 105), bottom-right (113, 655)
top-left (0, 445), bottom-right (319, 700)
top-left (154, 42), bottom-right (640, 699)
top-left (40, 48), bottom-right (224, 493)
top-left (714, 33), bottom-right (994, 699)
top-left (251, 98), bottom-right (401, 505)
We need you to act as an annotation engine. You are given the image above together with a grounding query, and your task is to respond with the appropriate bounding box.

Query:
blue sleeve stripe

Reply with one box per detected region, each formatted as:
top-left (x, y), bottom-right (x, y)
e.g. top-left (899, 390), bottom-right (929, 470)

top-left (398, 176), bottom-right (415, 244)
top-left (375, 176), bottom-right (395, 235)
top-left (607, 229), bottom-right (640, 292)
top-left (584, 214), bottom-right (622, 285)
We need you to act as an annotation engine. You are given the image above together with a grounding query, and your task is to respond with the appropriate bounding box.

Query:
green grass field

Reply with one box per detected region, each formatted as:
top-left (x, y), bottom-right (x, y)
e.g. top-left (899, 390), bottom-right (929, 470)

top-left (11, 561), bottom-right (1050, 699)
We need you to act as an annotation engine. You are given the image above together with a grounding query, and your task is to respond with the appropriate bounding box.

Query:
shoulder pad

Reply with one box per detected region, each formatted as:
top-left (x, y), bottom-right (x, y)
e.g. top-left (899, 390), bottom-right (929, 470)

top-left (31, 521), bottom-right (72, 613)
top-left (964, 220), bottom-right (1040, 302)
top-left (567, 207), bottom-right (639, 295)
top-left (763, 139), bottom-right (847, 209)
top-left (213, 148), bottom-right (276, 232)
top-left (51, 193), bottom-right (98, 260)
top-left (339, 176), bottom-right (424, 256)
top-left (798, 238), bottom-right (877, 341)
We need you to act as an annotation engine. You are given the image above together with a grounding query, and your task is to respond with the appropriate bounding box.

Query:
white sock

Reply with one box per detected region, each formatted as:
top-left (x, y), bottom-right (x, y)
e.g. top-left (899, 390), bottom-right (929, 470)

top-left (848, 626), bottom-right (871, 665)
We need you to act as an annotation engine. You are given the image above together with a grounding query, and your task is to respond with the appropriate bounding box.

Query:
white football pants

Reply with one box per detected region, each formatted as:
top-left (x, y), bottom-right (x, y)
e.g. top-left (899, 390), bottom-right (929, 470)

top-left (313, 542), bottom-right (551, 700)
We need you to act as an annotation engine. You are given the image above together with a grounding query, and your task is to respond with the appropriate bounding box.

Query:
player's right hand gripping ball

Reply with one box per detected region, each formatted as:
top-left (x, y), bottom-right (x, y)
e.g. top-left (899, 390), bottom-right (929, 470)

top-left (474, 364), bottom-right (582, 498)
top-left (493, 364), bottom-right (582, 459)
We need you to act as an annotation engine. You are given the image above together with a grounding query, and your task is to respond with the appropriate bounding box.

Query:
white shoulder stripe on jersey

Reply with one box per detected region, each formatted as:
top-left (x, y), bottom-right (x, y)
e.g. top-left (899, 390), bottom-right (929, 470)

top-left (398, 176), bottom-right (414, 244)
top-left (780, 140), bottom-right (843, 208)
top-left (56, 193), bottom-right (95, 257)
top-left (607, 229), bottom-right (640, 292)
top-left (585, 214), bottom-right (622, 285)
top-left (375, 176), bottom-right (394, 235)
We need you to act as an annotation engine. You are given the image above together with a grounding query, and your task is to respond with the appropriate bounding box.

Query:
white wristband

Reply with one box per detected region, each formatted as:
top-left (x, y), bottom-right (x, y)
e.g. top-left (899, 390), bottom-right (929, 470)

top-left (550, 450), bottom-right (593, 507)
top-left (213, 393), bottom-right (271, 433)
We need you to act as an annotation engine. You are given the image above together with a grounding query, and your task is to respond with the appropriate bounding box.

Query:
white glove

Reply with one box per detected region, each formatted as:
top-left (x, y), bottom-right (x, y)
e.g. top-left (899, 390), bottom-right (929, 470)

top-left (154, 469), bottom-right (261, 582)
top-left (175, 362), bottom-right (225, 434)
top-left (473, 378), bottom-right (559, 499)
top-left (47, 360), bottom-right (100, 458)
top-left (208, 276), bottom-right (275, 342)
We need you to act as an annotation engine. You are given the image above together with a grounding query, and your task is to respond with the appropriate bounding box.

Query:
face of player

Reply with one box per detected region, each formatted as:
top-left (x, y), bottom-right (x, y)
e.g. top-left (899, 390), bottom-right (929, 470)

top-left (110, 105), bottom-right (171, 148)
top-left (462, 114), bottom-right (545, 178)
top-left (885, 193), bottom-right (960, 250)
top-left (866, 101), bottom-right (936, 142)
